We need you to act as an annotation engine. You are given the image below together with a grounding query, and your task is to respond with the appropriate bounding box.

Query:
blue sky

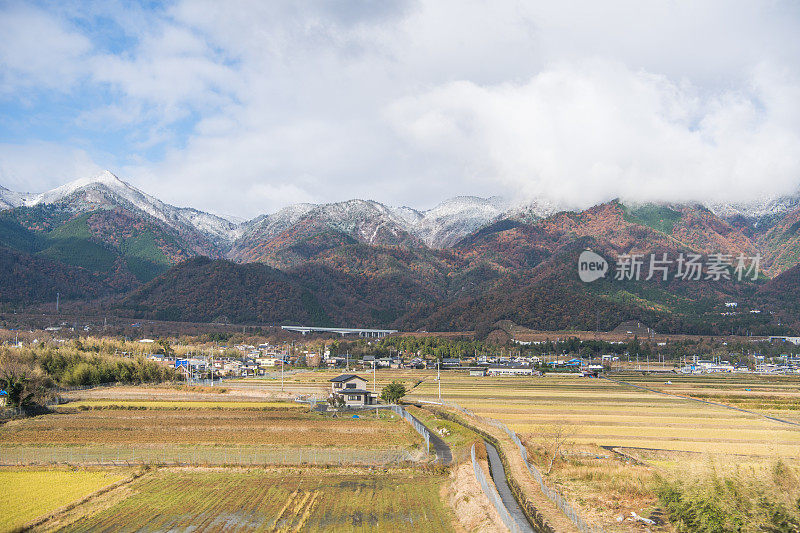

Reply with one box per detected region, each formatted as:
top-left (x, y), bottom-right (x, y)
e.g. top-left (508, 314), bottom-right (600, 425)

top-left (1, 0), bottom-right (799, 218)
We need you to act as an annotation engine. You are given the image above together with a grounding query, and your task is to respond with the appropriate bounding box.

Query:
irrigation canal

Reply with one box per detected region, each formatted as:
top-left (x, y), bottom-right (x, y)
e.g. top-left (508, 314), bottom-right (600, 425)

top-left (485, 441), bottom-right (536, 533)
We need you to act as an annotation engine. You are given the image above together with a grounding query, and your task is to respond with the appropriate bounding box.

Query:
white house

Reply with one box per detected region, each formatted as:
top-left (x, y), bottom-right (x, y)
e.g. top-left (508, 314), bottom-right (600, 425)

top-left (487, 366), bottom-right (539, 376)
top-left (329, 374), bottom-right (376, 406)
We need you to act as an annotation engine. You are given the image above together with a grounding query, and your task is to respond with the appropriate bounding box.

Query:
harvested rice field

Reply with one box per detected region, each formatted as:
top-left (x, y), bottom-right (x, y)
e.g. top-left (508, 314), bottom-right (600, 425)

top-left (0, 406), bottom-right (420, 448)
top-left (409, 372), bottom-right (800, 458)
top-left (409, 371), bottom-right (800, 531)
top-left (53, 468), bottom-right (455, 533)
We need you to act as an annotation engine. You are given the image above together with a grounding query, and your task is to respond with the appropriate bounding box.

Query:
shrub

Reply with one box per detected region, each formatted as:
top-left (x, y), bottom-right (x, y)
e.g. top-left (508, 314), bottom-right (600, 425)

top-left (380, 381), bottom-right (407, 404)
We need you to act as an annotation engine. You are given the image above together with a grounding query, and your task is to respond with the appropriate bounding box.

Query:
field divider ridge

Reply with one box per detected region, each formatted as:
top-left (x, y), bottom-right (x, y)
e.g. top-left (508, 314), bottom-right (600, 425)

top-left (603, 376), bottom-right (800, 427)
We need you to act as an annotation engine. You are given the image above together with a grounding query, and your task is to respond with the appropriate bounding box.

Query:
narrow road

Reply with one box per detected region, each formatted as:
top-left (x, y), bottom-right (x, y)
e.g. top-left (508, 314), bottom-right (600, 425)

top-left (401, 407), bottom-right (453, 464)
top-left (485, 441), bottom-right (536, 533)
top-left (427, 427), bottom-right (453, 465)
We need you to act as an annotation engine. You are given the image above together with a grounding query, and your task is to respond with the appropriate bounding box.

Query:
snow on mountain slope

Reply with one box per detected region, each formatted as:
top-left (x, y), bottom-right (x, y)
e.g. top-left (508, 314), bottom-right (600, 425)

top-left (176, 207), bottom-right (243, 242)
top-left (11, 171), bottom-right (800, 263)
top-left (232, 196), bottom-right (510, 254)
top-left (234, 199), bottom-right (419, 252)
top-left (505, 197), bottom-right (568, 222)
top-left (410, 196), bottom-right (508, 247)
top-left (0, 185), bottom-right (33, 210)
top-left (237, 203), bottom-right (317, 242)
top-left (706, 192), bottom-right (800, 225)
top-left (3, 170), bottom-right (241, 246)
top-left (386, 205), bottom-right (423, 227)
top-left (314, 199), bottom-right (421, 245)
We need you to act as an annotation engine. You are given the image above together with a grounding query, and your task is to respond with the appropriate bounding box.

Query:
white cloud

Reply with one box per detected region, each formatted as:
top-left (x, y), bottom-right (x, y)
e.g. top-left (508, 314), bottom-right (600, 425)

top-left (0, 0), bottom-right (798, 217)
top-left (0, 3), bottom-right (91, 93)
top-left (388, 60), bottom-right (800, 209)
top-left (0, 142), bottom-right (102, 192)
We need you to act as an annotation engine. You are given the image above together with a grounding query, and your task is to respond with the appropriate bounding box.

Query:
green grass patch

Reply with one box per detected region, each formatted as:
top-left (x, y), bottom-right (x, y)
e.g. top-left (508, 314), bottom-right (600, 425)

top-left (656, 462), bottom-right (800, 532)
top-left (623, 203), bottom-right (683, 234)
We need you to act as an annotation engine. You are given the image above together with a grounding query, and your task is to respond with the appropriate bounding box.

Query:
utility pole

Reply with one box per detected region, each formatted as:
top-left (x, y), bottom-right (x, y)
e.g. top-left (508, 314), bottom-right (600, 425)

top-left (56, 292), bottom-right (60, 313)
top-left (281, 358), bottom-right (284, 393)
top-left (372, 360), bottom-right (376, 393)
top-left (438, 360), bottom-right (441, 403)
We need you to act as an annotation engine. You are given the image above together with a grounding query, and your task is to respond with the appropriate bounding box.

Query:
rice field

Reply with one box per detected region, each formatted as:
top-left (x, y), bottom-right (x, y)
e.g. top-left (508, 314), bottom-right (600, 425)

top-left (408, 371), bottom-right (800, 531)
top-left (56, 468), bottom-right (456, 532)
top-left (0, 406), bottom-right (419, 449)
top-left (0, 469), bottom-right (126, 531)
top-left (60, 399), bottom-right (302, 409)
top-left (408, 372), bottom-right (800, 458)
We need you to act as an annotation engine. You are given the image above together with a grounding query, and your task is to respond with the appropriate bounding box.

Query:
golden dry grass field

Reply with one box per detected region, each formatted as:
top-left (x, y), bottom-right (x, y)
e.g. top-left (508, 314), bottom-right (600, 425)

top-left (60, 399), bottom-right (301, 409)
top-left (0, 469), bottom-right (126, 531)
top-left (53, 468), bottom-right (456, 533)
top-left (407, 371), bottom-right (800, 531)
top-left (408, 372), bottom-right (800, 457)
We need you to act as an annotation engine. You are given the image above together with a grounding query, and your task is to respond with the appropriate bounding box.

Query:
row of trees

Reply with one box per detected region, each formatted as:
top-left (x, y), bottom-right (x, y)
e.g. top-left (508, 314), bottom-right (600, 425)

top-left (38, 349), bottom-right (177, 387)
top-left (1, 346), bottom-right (177, 411)
top-left (372, 335), bottom-right (799, 361)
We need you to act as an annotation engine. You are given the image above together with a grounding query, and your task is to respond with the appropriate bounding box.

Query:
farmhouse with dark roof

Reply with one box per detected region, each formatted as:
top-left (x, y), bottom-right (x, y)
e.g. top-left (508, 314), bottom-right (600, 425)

top-left (329, 374), bottom-right (376, 406)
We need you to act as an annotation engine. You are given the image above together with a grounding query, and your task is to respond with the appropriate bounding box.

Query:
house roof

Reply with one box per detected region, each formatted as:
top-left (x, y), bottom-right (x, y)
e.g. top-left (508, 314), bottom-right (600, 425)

top-left (329, 374), bottom-right (367, 382)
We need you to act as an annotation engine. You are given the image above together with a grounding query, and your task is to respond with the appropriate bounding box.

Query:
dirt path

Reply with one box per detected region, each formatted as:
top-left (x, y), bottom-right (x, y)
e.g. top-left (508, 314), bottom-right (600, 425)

top-left (428, 428), bottom-right (453, 465)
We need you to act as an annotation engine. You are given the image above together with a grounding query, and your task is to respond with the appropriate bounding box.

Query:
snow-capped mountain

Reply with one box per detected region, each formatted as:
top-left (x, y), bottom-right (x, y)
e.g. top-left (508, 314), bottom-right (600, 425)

top-left (407, 196), bottom-right (508, 247)
top-left (230, 199), bottom-right (423, 262)
top-left (5, 171), bottom-right (800, 267)
top-left (504, 197), bottom-right (567, 223)
top-left (2, 171), bottom-right (240, 248)
top-left (231, 196), bottom-right (511, 256)
top-left (705, 192), bottom-right (800, 225)
top-left (0, 184), bottom-right (33, 210)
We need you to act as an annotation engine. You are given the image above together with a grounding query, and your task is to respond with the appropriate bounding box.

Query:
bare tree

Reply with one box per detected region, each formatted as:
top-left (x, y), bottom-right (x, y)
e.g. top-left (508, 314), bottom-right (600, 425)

top-left (0, 351), bottom-right (50, 410)
top-left (543, 422), bottom-right (579, 474)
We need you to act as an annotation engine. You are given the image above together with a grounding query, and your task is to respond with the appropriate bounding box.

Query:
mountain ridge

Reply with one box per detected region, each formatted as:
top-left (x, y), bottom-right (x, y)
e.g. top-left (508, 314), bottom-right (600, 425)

top-left (3, 170), bottom-right (800, 336)
top-left (4, 171), bottom-right (800, 257)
